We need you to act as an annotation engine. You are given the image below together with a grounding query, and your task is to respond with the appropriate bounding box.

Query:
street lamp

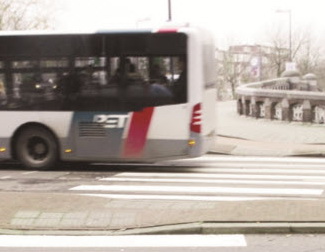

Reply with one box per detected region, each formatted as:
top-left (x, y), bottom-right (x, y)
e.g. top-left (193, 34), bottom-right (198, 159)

top-left (168, 0), bottom-right (172, 21)
top-left (276, 9), bottom-right (292, 62)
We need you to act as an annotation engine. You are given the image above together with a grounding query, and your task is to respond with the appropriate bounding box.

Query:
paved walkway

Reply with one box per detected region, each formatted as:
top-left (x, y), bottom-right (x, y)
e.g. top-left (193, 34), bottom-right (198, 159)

top-left (213, 101), bottom-right (325, 156)
top-left (2, 191), bottom-right (325, 235)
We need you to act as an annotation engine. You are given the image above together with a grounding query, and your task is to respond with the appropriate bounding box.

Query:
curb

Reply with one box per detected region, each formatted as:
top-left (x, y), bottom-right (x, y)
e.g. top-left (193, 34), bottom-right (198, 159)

top-left (2, 222), bottom-right (325, 235)
top-left (211, 135), bottom-right (325, 157)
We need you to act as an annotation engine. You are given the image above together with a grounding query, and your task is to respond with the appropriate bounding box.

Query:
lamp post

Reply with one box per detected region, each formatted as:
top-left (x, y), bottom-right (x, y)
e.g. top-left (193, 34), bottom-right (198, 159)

top-left (276, 9), bottom-right (292, 62)
top-left (168, 0), bottom-right (172, 21)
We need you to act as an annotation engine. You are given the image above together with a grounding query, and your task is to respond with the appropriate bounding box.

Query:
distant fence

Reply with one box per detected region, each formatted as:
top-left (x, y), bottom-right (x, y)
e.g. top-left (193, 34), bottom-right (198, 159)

top-left (235, 72), bottom-right (325, 123)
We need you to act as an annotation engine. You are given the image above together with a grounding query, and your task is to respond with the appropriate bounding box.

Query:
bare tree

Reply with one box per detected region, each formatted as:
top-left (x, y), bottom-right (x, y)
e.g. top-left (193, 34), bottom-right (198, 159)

top-left (264, 24), bottom-right (320, 77)
top-left (0, 0), bottom-right (56, 30)
top-left (294, 32), bottom-right (323, 75)
top-left (266, 28), bottom-right (288, 77)
top-left (217, 48), bottom-right (254, 100)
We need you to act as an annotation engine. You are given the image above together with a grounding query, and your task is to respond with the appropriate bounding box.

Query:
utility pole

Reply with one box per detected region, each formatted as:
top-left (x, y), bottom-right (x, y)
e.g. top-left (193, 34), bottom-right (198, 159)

top-left (168, 0), bottom-right (172, 21)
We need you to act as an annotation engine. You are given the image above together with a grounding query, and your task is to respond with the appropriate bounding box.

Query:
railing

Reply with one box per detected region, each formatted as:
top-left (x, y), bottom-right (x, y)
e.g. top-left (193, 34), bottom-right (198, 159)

top-left (235, 74), bottom-right (325, 123)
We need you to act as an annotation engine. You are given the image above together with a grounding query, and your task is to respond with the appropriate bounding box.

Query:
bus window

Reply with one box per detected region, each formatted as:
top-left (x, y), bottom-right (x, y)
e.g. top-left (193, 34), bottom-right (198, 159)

top-left (12, 60), bottom-right (38, 69)
top-left (74, 57), bottom-right (107, 90)
top-left (0, 62), bottom-right (6, 106)
top-left (0, 74), bottom-right (6, 107)
top-left (0, 33), bottom-right (188, 112)
top-left (172, 56), bottom-right (187, 103)
top-left (106, 56), bottom-right (187, 109)
top-left (13, 72), bottom-right (58, 108)
top-left (119, 57), bottom-right (148, 110)
top-left (6, 58), bottom-right (68, 110)
top-left (109, 57), bottom-right (147, 85)
top-left (108, 57), bottom-right (119, 85)
top-left (75, 57), bottom-right (106, 68)
top-left (40, 58), bottom-right (68, 68)
top-left (148, 57), bottom-right (173, 99)
top-left (151, 56), bottom-right (187, 103)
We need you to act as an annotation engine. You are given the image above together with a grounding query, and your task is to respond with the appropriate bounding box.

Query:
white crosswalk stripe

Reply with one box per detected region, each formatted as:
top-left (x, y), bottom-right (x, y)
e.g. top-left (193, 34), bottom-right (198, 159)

top-left (70, 156), bottom-right (325, 202)
top-left (0, 235), bottom-right (247, 248)
top-left (100, 177), bottom-right (325, 185)
top-left (71, 185), bottom-right (323, 196)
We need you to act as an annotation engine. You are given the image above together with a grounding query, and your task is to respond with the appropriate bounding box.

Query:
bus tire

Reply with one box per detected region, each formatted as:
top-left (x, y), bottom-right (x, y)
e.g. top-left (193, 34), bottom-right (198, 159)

top-left (15, 126), bottom-right (58, 170)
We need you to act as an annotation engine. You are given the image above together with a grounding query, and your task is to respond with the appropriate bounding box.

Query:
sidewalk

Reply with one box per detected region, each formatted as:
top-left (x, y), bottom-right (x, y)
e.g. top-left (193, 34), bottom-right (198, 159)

top-left (2, 191), bottom-right (325, 235)
top-left (212, 101), bottom-right (325, 157)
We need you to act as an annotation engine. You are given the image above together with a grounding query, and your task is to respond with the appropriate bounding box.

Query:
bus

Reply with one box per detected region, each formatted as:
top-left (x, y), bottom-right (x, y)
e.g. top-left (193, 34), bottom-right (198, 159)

top-left (0, 25), bottom-right (217, 169)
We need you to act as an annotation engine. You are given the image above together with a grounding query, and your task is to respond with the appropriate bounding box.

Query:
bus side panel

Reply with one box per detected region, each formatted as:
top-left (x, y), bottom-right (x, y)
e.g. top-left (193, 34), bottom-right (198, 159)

top-left (0, 112), bottom-right (73, 160)
top-left (142, 104), bottom-right (190, 159)
top-left (185, 28), bottom-right (210, 157)
top-left (202, 89), bottom-right (217, 153)
top-left (0, 112), bottom-right (40, 159)
top-left (146, 104), bottom-right (189, 139)
top-left (59, 106), bottom-right (191, 162)
top-left (0, 138), bottom-right (10, 159)
top-left (201, 28), bottom-right (217, 154)
top-left (119, 104), bottom-right (190, 160)
top-left (38, 112), bottom-right (74, 138)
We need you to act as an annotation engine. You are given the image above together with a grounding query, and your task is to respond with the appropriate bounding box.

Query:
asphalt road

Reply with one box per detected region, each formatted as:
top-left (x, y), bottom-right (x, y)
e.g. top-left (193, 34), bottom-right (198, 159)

top-left (1, 155), bottom-right (325, 202)
top-left (1, 155), bottom-right (325, 237)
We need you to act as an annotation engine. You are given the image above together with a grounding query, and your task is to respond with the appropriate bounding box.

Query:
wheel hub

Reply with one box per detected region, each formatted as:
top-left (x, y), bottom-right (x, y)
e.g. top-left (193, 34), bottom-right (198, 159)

top-left (27, 137), bottom-right (48, 160)
top-left (34, 142), bottom-right (46, 155)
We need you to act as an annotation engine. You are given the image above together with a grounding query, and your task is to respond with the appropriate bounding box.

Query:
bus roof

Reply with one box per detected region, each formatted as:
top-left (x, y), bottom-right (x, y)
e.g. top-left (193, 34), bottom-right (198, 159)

top-left (0, 29), bottom-right (152, 36)
top-left (0, 24), bottom-right (193, 37)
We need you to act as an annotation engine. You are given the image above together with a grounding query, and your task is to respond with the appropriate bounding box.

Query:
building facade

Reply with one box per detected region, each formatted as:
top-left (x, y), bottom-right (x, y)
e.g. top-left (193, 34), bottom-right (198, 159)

top-left (216, 44), bottom-right (290, 100)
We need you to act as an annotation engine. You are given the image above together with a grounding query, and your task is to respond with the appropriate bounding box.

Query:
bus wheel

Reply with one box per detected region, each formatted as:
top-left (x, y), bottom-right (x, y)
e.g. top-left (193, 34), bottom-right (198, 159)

top-left (15, 127), bottom-right (58, 170)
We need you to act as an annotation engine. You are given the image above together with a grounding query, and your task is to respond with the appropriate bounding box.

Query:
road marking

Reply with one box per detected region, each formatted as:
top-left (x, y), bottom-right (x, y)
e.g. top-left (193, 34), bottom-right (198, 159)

top-left (0, 235), bottom-right (247, 248)
top-left (82, 193), bottom-right (311, 201)
top-left (184, 156), bottom-right (325, 164)
top-left (22, 171), bottom-right (37, 175)
top-left (184, 168), bottom-right (325, 174)
top-left (100, 177), bottom-right (325, 186)
top-left (70, 185), bottom-right (323, 196)
top-left (0, 176), bottom-right (11, 179)
top-left (109, 172), bottom-right (325, 181)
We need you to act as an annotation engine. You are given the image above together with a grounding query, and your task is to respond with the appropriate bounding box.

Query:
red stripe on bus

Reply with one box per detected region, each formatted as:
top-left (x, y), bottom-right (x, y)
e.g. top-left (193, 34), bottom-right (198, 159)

top-left (123, 107), bottom-right (154, 158)
top-left (158, 28), bottom-right (178, 33)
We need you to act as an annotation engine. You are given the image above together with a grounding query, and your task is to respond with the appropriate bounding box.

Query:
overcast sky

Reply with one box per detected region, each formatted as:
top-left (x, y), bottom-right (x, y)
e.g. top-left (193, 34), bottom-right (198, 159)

top-left (55, 0), bottom-right (325, 48)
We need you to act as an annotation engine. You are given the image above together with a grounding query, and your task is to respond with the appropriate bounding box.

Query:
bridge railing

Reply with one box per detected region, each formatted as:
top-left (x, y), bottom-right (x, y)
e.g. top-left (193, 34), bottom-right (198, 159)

top-left (235, 74), bottom-right (325, 123)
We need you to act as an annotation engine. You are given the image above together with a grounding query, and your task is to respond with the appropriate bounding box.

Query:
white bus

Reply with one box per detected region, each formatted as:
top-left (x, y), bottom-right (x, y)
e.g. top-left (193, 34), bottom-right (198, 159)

top-left (0, 25), bottom-right (216, 169)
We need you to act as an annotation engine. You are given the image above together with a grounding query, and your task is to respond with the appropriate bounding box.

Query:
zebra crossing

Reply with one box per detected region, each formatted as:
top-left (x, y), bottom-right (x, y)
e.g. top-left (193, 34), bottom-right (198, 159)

top-left (69, 155), bottom-right (325, 202)
top-left (0, 234), bottom-right (247, 249)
